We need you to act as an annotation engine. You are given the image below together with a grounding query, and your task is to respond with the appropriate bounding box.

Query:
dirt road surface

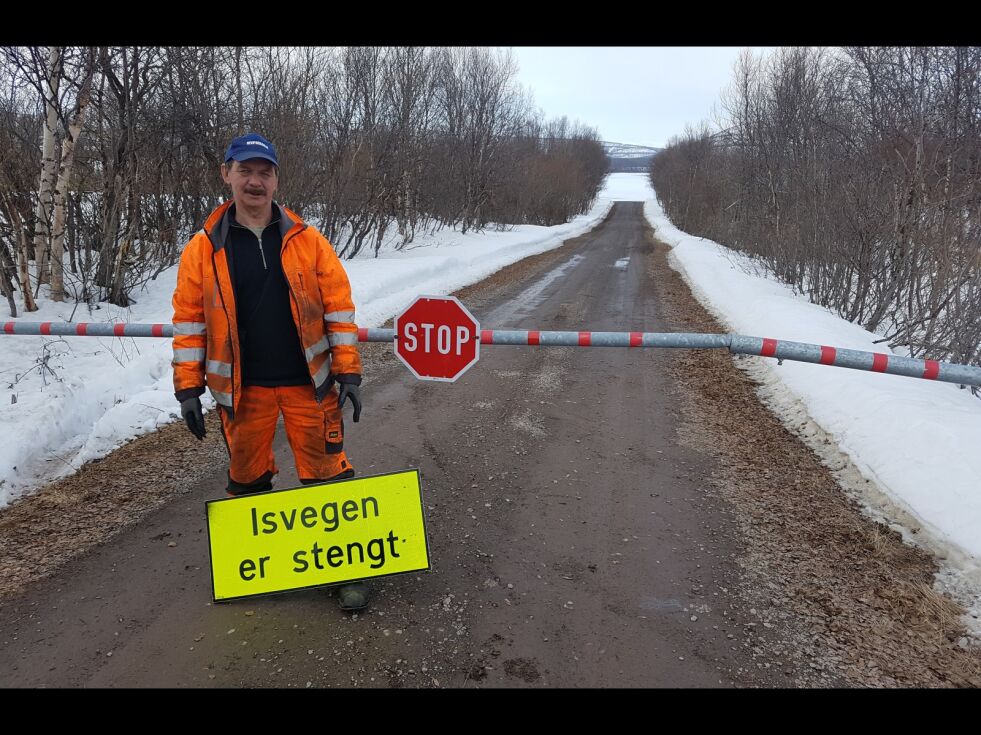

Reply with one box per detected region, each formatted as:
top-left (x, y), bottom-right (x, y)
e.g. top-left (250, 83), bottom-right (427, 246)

top-left (2, 203), bottom-right (979, 687)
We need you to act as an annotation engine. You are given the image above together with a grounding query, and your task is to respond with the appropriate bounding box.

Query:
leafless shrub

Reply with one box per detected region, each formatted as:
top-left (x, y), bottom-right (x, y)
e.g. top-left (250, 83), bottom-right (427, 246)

top-left (0, 46), bottom-right (607, 313)
top-left (652, 46), bottom-right (981, 370)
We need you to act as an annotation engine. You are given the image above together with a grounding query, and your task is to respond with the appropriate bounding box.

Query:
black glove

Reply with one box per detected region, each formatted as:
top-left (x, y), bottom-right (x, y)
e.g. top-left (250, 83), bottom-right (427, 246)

top-left (337, 383), bottom-right (361, 423)
top-left (180, 396), bottom-right (206, 440)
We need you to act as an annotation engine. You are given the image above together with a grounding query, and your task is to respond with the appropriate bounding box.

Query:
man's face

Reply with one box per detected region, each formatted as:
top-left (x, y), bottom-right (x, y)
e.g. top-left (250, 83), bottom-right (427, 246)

top-left (221, 158), bottom-right (279, 209)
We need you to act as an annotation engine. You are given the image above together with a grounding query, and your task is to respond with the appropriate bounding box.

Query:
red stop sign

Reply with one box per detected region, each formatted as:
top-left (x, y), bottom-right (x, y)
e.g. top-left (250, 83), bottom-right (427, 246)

top-left (395, 296), bottom-right (480, 382)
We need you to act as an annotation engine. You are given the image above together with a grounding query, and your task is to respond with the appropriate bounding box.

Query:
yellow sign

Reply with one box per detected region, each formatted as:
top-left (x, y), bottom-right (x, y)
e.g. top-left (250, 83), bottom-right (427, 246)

top-left (206, 469), bottom-right (429, 601)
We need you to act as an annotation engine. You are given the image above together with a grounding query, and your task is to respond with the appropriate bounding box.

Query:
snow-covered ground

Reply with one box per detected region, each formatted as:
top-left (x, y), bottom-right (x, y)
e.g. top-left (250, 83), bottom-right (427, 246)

top-left (3, 172), bottom-right (980, 628)
top-left (637, 177), bottom-right (981, 627)
top-left (0, 187), bottom-right (616, 506)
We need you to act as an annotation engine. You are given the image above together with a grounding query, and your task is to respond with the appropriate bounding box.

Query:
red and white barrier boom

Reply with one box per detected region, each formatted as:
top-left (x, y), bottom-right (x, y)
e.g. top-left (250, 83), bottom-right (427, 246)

top-left (4, 310), bottom-right (981, 387)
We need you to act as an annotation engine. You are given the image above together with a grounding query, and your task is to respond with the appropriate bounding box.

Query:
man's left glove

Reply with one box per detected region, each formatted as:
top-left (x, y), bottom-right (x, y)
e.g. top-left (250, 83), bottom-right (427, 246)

top-left (180, 396), bottom-right (207, 440)
top-left (337, 383), bottom-right (362, 423)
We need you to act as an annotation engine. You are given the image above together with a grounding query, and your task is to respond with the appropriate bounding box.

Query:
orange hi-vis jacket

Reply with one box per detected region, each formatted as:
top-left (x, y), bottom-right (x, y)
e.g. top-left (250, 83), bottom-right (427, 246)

top-left (172, 200), bottom-right (361, 419)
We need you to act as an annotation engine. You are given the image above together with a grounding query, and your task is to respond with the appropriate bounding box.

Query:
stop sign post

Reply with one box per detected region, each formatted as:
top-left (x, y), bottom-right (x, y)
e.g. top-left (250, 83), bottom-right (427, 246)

top-left (395, 296), bottom-right (480, 382)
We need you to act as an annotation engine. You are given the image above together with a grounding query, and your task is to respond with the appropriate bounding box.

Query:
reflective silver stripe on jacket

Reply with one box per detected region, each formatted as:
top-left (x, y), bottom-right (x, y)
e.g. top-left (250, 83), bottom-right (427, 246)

top-left (206, 359), bottom-right (232, 378)
top-left (209, 388), bottom-right (233, 407)
top-left (304, 336), bottom-right (330, 363)
top-left (327, 331), bottom-right (359, 347)
top-left (324, 310), bottom-right (355, 323)
top-left (312, 359), bottom-right (332, 389)
top-left (173, 347), bottom-right (206, 362)
top-left (173, 321), bottom-right (207, 335)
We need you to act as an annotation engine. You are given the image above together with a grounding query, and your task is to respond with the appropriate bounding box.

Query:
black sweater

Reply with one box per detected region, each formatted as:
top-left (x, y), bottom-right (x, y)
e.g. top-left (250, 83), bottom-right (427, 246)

top-left (228, 205), bottom-right (310, 387)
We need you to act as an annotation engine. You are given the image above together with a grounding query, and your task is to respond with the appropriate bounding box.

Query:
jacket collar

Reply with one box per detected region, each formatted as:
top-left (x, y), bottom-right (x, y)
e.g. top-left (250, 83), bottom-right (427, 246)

top-left (203, 200), bottom-right (304, 252)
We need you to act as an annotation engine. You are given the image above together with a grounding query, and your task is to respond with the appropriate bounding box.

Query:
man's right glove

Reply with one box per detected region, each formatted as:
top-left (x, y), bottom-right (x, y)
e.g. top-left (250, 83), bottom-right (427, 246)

top-left (180, 396), bottom-right (207, 440)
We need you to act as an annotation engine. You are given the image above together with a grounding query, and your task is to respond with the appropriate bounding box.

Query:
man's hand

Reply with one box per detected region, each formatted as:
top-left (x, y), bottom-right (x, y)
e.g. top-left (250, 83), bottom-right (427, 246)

top-left (337, 383), bottom-right (361, 423)
top-left (180, 396), bottom-right (207, 440)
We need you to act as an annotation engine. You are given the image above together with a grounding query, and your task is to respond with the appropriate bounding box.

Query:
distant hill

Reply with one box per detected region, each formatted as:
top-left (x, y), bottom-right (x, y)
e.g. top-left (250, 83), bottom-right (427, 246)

top-left (603, 141), bottom-right (662, 173)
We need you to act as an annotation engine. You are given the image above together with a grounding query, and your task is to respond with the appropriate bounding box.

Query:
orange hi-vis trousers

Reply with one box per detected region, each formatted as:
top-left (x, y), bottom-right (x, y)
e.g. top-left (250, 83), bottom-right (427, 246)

top-left (219, 385), bottom-right (352, 495)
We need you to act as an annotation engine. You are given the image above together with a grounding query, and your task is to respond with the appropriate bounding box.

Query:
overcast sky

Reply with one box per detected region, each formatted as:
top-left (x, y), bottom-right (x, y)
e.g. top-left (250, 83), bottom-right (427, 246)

top-left (508, 47), bottom-right (771, 149)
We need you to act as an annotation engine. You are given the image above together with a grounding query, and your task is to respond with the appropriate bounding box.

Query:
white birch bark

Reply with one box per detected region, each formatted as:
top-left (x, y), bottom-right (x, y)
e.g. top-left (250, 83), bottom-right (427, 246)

top-left (33, 46), bottom-right (62, 286)
top-left (50, 60), bottom-right (95, 302)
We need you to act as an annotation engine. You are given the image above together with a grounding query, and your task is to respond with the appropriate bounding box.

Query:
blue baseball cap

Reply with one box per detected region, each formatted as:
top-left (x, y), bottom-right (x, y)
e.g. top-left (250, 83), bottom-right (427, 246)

top-left (224, 133), bottom-right (278, 166)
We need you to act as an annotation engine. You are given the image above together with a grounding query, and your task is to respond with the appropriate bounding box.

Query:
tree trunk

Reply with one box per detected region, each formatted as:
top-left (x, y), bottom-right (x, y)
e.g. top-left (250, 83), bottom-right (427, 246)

top-left (234, 46), bottom-right (245, 135)
top-left (4, 196), bottom-right (39, 313)
top-left (50, 61), bottom-right (95, 302)
top-left (108, 238), bottom-right (131, 307)
top-left (33, 45), bottom-right (62, 286)
top-left (0, 242), bottom-right (17, 317)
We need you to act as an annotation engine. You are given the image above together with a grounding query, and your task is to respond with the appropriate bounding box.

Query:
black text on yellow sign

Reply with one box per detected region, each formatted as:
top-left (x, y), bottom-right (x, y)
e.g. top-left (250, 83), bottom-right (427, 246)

top-left (206, 469), bottom-right (429, 601)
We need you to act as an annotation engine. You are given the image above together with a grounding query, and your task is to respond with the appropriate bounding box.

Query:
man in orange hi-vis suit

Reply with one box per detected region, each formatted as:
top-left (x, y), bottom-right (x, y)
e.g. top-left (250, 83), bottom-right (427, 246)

top-left (172, 132), bottom-right (369, 610)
